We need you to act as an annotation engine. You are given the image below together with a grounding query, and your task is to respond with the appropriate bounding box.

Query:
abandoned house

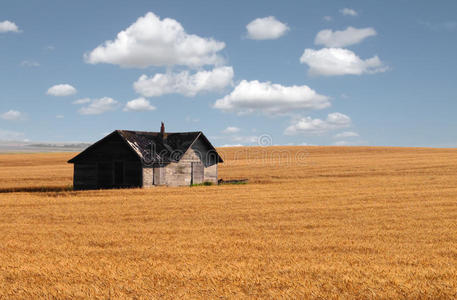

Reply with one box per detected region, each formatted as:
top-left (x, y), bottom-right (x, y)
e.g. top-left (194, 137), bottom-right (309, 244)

top-left (68, 123), bottom-right (223, 190)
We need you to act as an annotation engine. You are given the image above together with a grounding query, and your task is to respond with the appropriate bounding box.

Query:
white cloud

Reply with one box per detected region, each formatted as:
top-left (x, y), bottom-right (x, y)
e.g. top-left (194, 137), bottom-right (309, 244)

top-left (323, 16), bottom-right (333, 22)
top-left (134, 66), bottom-right (233, 97)
top-left (334, 131), bottom-right (359, 138)
top-left (212, 133), bottom-right (259, 147)
top-left (340, 8), bottom-right (358, 16)
top-left (231, 135), bottom-right (259, 144)
top-left (284, 112), bottom-right (351, 135)
top-left (334, 140), bottom-right (350, 146)
top-left (315, 27), bottom-right (376, 47)
top-left (340, 93), bottom-right (349, 99)
top-left (84, 12), bottom-right (225, 68)
top-left (0, 129), bottom-right (25, 141)
top-left (185, 116), bottom-right (199, 123)
top-left (73, 98), bottom-right (91, 105)
top-left (124, 97), bottom-right (156, 112)
top-left (78, 97), bottom-right (118, 115)
top-left (1, 110), bottom-right (23, 121)
top-left (300, 48), bottom-right (387, 76)
top-left (222, 126), bottom-right (240, 134)
top-left (56, 115), bottom-right (64, 119)
top-left (220, 144), bottom-right (243, 147)
top-left (246, 16), bottom-right (290, 40)
top-left (214, 80), bottom-right (330, 115)
top-left (0, 20), bottom-right (20, 33)
top-left (20, 60), bottom-right (40, 67)
top-left (47, 84), bottom-right (77, 96)
top-left (422, 21), bottom-right (457, 32)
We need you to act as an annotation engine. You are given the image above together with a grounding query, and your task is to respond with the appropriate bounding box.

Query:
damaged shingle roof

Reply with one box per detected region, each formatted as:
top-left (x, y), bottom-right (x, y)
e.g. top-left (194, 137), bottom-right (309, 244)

top-left (68, 130), bottom-right (223, 164)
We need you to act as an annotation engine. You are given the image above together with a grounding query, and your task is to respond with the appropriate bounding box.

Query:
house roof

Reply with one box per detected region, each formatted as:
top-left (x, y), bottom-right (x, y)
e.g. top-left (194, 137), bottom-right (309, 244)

top-left (68, 130), bottom-right (223, 164)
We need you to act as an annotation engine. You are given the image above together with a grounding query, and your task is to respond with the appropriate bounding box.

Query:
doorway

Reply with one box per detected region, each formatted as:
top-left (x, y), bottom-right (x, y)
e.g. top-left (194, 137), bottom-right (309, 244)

top-left (191, 162), bottom-right (204, 185)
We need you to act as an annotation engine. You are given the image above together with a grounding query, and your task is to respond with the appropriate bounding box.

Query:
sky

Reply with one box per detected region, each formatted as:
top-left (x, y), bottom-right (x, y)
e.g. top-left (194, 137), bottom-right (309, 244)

top-left (1, 0), bottom-right (456, 147)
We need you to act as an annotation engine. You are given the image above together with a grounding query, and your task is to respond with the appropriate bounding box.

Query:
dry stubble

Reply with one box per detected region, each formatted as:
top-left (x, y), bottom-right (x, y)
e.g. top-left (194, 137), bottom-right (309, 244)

top-left (0, 146), bottom-right (457, 298)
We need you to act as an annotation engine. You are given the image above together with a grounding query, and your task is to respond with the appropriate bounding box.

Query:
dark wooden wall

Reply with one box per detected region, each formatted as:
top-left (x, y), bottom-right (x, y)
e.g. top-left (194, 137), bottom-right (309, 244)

top-left (190, 137), bottom-right (219, 167)
top-left (73, 133), bottom-right (142, 190)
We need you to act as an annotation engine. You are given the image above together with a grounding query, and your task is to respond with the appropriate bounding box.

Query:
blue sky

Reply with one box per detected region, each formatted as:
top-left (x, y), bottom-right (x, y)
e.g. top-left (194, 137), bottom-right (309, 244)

top-left (1, 0), bottom-right (456, 147)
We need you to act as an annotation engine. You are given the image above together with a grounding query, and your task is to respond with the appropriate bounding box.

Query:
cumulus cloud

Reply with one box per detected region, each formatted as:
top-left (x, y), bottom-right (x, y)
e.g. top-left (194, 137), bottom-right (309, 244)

top-left (73, 98), bottom-right (91, 105)
top-left (340, 8), bottom-right (358, 16)
top-left (214, 80), bottom-right (330, 115)
top-left (134, 66), bottom-right (233, 97)
top-left (334, 131), bottom-right (359, 138)
top-left (246, 16), bottom-right (290, 40)
top-left (284, 113), bottom-right (351, 135)
top-left (315, 27), bottom-right (376, 47)
top-left (78, 97), bottom-right (118, 115)
top-left (84, 12), bottom-right (226, 68)
top-left (47, 84), bottom-right (77, 96)
top-left (323, 16), bottom-right (333, 22)
top-left (0, 20), bottom-right (20, 33)
top-left (1, 110), bottom-right (23, 121)
top-left (124, 97), bottom-right (156, 112)
top-left (20, 60), bottom-right (40, 67)
top-left (300, 48), bottom-right (387, 76)
top-left (222, 126), bottom-right (240, 134)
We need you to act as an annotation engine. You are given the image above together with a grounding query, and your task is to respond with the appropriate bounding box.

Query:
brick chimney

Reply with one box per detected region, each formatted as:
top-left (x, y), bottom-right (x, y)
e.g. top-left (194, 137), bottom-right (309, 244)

top-left (160, 122), bottom-right (166, 141)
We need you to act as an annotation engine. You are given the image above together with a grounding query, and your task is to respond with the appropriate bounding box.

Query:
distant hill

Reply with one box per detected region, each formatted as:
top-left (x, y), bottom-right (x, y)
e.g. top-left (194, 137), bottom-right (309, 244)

top-left (0, 141), bottom-right (91, 153)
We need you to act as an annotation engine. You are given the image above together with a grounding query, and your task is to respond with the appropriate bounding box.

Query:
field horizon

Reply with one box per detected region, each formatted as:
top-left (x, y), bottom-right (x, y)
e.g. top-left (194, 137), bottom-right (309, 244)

top-left (1, 145), bottom-right (457, 298)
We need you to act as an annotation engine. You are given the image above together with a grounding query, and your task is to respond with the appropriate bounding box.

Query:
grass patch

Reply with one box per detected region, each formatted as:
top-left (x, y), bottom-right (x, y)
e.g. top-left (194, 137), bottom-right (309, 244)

top-left (218, 179), bottom-right (249, 185)
top-left (220, 181), bottom-right (247, 185)
top-left (190, 181), bottom-right (214, 187)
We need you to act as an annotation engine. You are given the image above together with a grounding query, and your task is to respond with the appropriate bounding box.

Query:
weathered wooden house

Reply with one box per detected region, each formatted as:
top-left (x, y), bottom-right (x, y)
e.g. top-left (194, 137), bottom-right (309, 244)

top-left (68, 124), bottom-right (223, 190)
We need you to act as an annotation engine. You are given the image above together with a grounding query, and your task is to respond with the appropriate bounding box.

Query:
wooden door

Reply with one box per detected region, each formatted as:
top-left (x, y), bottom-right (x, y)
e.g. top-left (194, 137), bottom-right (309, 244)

top-left (191, 162), bottom-right (204, 185)
top-left (153, 166), bottom-right (161, 185)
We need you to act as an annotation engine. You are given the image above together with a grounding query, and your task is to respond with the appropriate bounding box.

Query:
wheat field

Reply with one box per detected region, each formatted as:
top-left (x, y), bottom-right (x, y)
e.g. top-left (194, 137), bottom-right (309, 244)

top-left (1, 146), bottom-right (457, 298)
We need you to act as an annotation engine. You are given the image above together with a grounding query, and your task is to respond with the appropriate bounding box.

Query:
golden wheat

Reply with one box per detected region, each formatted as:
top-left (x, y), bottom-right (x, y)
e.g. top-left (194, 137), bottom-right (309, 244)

top-left (1, 146), bottom-right (457, 298)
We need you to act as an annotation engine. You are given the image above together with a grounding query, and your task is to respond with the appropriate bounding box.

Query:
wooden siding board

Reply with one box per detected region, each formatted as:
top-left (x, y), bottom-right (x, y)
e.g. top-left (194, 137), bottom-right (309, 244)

top-left (143, 167), bottom-right (153, 187)
top-left (123, 161), bottom-right (142, 187)
top-left (72, 134), bottom-right (142, 189)
top-left (153, 166), bottom-right (162, 185)
top-left (74, 163), bottom-right (97, 190)
top-left (158, 139), bottom-right (218, 186)
top-left (204, 164), bottom-right (218, 184)
top-left (190, 137), bottom-right (218, 167)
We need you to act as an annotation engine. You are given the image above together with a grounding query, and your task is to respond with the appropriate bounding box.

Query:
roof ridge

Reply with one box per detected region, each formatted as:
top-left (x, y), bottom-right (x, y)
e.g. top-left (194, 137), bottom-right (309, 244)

top-left (69, 130), bottom-right (222, 164)
top-left (117, 129), bottom-right (201, 132)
